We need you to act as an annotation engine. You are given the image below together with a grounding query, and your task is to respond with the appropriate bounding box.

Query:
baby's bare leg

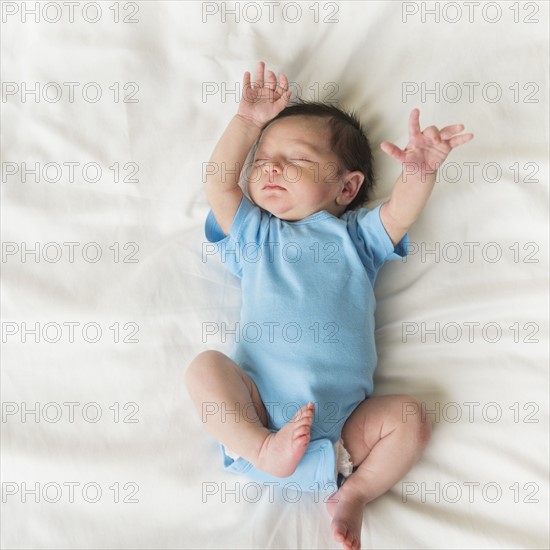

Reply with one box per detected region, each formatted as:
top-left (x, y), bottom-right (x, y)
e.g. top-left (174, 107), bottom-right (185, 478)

top-left (326, 395), bottom-right (431, 550)
top-left (185, 350), bottom-right (314, 477)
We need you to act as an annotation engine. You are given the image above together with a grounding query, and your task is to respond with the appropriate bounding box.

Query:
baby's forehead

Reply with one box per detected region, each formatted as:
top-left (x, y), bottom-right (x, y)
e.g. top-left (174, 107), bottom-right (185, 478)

top-left (258, 115), bottom-right (331, 149)
top-left (264, 114), bottom-right (329, 134)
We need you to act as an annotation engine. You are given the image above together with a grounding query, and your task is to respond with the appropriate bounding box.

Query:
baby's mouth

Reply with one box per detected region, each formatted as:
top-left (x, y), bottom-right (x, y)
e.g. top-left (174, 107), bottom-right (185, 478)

top-left (263, 184), bottom-right (286, 191)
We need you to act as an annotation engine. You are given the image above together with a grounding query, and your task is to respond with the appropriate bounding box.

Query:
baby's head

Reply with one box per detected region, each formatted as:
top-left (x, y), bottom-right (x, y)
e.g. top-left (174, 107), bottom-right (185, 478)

top-left (246, 101), bottom-right (375, 221)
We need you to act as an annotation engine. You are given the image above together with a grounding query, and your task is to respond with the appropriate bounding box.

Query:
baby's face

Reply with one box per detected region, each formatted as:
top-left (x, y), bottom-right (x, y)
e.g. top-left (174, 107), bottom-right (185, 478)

top-left (248, 116), bottom-right (351, 221)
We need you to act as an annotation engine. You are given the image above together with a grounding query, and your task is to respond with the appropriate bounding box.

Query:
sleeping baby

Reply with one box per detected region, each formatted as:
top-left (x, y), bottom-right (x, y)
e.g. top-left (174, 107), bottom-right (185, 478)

top-left (185, 60), bottom-right (473, 550)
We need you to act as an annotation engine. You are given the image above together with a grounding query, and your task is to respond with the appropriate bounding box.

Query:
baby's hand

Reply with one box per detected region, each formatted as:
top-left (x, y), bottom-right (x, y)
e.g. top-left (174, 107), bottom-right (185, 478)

top-left (237, 60), bottom-right (291, 128)
top-left (381, 108), bottom-right (474, 176)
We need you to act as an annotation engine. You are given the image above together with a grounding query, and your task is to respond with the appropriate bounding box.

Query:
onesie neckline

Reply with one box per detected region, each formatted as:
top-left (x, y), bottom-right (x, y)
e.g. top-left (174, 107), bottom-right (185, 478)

top-left (279, 210), bottom-right (335, 225)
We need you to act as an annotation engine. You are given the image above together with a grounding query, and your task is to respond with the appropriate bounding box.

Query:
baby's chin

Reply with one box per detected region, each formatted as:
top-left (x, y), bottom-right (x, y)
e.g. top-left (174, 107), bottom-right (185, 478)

top-left (249, 192), bottom-right (315, 221)
top-left (249, 195), bottom-right (287, 217)
top-left (254, 201), bottom-right (303, 221)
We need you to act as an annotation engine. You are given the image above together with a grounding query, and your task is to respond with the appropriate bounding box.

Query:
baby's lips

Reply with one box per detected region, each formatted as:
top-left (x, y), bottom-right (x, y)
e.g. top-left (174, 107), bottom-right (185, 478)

top-left (262, 184), bottom-right (287, 191)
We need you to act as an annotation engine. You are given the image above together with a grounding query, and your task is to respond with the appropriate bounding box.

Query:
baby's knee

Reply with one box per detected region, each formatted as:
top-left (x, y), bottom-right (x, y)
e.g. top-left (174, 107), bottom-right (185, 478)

top-left (398, 395), bottom-right (432, 449)
top-left (185, 350), bottom-right (227, 389)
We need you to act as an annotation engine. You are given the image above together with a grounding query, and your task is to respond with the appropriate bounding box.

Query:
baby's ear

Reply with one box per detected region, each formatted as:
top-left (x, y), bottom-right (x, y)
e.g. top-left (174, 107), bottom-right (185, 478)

top-left (338, 171), bottom-right (365, 206)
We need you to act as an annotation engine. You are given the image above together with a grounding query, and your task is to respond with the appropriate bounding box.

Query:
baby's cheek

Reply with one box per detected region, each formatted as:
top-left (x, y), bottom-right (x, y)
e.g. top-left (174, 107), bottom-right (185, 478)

top-left (283, 164), bottom-right (304, 183)
top-left (310, 182), bottom-right (334, 202)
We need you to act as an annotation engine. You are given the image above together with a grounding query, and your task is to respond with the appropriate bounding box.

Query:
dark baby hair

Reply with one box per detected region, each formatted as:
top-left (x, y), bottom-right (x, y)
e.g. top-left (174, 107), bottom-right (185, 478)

top-left (258, 99), bottom-right (375, 211)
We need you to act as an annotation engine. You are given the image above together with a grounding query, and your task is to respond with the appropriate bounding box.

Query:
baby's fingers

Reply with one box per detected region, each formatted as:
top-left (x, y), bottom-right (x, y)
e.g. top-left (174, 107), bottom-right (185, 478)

top-left (448, 133), bottom-right (474, 149)
top-left (439, 124), bottom-right (466, 140)
top-left (279, 73), bottom-right (289, 91)
top-left (408, 108), bottom-right (422, 138)
top-left (265, 70), bottom-right (277, 91)
top-left (254, 60), bottom-right (265, 88)
top-left (380, 141), bottom-right (405, 163)
top-left (242, 71), bottom-right (255, 103)
top-left (276, 73), bottom-right (291, 102)
top-left (423, 126), bottom-right (441, 144)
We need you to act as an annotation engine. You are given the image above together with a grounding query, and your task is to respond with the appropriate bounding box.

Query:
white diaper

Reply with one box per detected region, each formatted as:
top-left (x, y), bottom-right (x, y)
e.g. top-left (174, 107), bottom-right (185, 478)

top-left (334, 438), bottom-right (354, 478)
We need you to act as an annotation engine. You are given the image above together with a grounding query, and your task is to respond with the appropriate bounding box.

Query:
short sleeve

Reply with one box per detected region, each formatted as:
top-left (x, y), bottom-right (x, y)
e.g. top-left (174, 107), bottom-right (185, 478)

top-left (346, 204), bottom-right (409, 285)
top-left (204, 195), bottom-right (265, 278)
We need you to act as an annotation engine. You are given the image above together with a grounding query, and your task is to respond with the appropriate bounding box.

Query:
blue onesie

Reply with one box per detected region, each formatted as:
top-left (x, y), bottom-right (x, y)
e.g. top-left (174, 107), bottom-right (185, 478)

top-left (205, 195), bottom-right (409, 492)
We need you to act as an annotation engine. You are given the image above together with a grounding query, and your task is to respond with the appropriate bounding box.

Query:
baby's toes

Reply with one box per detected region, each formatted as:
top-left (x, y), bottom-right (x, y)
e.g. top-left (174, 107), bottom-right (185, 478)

top-left (290, 404), bottom-right (314, 425)
top-left (300, 406), bottom-right (315, 423)
top-left (350, 533), bottom-right (360, 550)
top-left (333, 522), bottom-right (347, 542)
top-left (297, 416), bottom-right (313, 431)
top-left (293, 425), bottom-right (311, 441)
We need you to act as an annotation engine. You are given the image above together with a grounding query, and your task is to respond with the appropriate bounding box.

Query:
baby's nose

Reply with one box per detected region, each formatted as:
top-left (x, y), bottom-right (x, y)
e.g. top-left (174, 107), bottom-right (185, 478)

top-left (263, 162), bottom-right (284, 178)
top-left (264, 161), bottom-right (283, 174)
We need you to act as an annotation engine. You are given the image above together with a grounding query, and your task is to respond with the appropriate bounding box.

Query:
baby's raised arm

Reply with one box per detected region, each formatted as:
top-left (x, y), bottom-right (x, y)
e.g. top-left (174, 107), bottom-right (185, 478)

top-left (204, 61), bottom-right (291, 235)
top-left (380, 109), bottom-right (474, 245)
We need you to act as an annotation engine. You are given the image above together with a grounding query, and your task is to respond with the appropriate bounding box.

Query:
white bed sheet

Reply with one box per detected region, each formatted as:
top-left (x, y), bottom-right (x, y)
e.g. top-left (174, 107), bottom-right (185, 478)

top-left (2, 1), bottom-right (549, 548)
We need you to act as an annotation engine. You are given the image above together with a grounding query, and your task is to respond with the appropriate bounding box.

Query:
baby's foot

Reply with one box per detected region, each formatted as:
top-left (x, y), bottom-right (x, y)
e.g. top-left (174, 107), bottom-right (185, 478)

top-left (254, 402), bottom-right (315, 478)
top-left (326, 484), bottom-right (365, 550)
